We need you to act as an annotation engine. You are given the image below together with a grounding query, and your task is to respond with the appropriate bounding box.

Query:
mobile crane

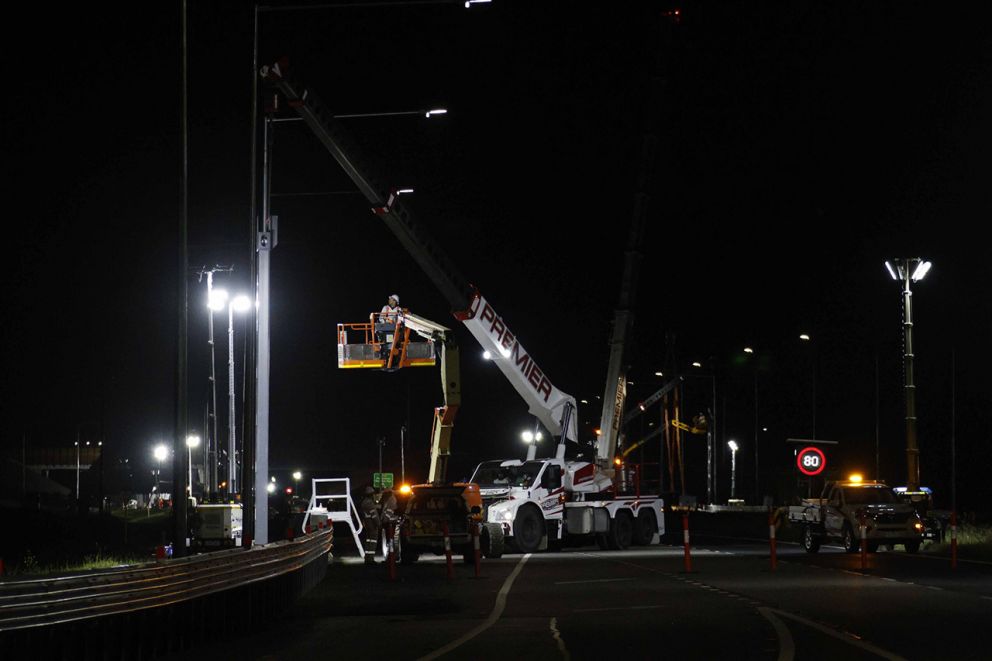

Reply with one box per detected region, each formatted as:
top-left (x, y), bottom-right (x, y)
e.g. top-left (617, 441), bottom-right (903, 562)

top-left (261, 58), bottom-right (663, 556)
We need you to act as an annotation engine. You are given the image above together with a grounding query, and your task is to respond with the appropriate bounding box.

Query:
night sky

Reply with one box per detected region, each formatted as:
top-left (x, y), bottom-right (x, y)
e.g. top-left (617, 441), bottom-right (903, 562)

top-left (3, 2), bottom-right (990, 507)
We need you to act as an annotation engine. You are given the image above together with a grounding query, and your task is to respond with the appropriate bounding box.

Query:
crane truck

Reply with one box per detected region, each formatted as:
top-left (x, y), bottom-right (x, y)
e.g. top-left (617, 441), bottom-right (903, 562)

top-left (261, 58), bottom-right (663, 557)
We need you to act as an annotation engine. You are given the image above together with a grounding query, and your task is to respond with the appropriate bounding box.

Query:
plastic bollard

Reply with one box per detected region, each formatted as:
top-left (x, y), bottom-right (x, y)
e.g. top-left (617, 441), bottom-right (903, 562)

top-left (950, 511), bottom-right (958, 570)
top-left (682, 512), bottom-right (692, 573)
top-left (442, 521), bottom-right (454, 580)
top-left (387, 523), bottom-right (397, 581)
top-left (768, 510), bottom-right (777, 571)
top-left (306, 524), bottom-right (312, 535)
top-left (859, 514), bottom-right (868, 570)
top-left (472, 523), bottom-right (481, 578)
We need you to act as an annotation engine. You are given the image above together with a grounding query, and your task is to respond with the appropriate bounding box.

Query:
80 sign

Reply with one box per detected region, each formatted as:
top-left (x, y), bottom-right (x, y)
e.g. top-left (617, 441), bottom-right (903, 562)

top-left (796, 447), bottom-right (826, 476)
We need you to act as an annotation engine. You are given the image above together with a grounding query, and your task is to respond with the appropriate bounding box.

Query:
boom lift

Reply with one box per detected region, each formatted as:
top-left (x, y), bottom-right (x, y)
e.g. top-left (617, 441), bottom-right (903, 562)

top-left (261, 59), bottom-right (663, 555)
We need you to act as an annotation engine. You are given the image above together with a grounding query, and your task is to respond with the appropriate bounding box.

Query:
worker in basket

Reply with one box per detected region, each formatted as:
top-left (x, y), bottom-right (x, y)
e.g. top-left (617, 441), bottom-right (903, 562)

top-left (377, 293), bottom-right (404, 358)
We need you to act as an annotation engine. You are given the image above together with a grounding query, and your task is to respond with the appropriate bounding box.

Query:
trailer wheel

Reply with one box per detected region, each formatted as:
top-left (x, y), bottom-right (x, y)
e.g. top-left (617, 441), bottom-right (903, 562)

top-left (633, 510), bottom-right (657, 546)
top-left (607, 511), bottom-right (634, 550)
top-left (482, 523), bottom-right (504, 559)
top-left (513, 505), bottom-right (545, 553)
top-left (802, 526), bottom-right (821, 553)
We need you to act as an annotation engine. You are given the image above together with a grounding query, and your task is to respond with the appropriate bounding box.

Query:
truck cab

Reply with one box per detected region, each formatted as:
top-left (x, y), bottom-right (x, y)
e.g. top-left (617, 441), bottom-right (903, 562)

top-left (789, 478), bottom-right (925, 553)
top-left (472, 459), bottom-right (566, 552)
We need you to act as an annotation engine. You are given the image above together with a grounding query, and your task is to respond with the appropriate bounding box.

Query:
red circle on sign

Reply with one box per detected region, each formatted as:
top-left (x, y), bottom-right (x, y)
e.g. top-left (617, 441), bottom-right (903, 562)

top-left (797, 447), bottom-right (826, 476)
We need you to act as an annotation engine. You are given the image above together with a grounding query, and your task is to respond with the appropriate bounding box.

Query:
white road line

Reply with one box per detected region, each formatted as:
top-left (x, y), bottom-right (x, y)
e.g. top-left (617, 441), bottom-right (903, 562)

top-left (554, 577), bottom-right (635, 585)
top-left (550, 617), bottom-right (570, 660)
top-left (768, 608), bottom-right (909, 661)
top-left (756, 607), bottom-right (795, 661)
top-left (573, 605), bottom-right (665, 613)
top-left (980, 596), bottom-right (992, 601)
top-left (418, 553), bottom-right (531, 661)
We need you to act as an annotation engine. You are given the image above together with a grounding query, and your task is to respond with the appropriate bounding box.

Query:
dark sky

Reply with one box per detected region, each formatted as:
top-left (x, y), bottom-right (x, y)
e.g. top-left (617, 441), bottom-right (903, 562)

top-left (3, 1), bottom-right (990, 507)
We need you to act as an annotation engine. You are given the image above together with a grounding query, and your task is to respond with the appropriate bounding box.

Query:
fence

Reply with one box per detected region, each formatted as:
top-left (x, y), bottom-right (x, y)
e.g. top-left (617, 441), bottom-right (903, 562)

top-left (0, 528), bottom-right (332, 659)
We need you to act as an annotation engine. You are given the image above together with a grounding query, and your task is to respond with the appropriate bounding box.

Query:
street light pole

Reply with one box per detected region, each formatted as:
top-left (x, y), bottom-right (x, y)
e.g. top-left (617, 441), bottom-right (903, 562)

top-left (186, 435), bottom-right (200, 499)
top-left (886, 258), bottom-right (931, 491)
top-left (75, 427), bottom-right (81, 501)
top-left (226, 295), bottom-right (252, 497)
top-left (728, 440), bottom-right (738, 500)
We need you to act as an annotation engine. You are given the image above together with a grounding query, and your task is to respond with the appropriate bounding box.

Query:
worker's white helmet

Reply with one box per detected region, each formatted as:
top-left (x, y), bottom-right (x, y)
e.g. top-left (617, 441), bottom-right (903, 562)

top-left (389, 294), bottom-right (400, 304)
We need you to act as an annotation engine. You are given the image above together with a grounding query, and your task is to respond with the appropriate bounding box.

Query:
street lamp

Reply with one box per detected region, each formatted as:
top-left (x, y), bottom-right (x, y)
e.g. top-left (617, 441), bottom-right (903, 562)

top-left (727, 440), bottom-right (739, 500)
top-left (293, 470), bottom-right (302, 495)
top-left (521, 428), bottom-right (543, 460)
top-left (226, 294), bottom-right (253, 496)
top-left (153, 443), bottom-right (169, 502)
top-left (203, 274), bottom-right (232, 498)
top-left (885, 258), bottom-right (931, 490)
top-left (185, 435), bottom-right (201, 499)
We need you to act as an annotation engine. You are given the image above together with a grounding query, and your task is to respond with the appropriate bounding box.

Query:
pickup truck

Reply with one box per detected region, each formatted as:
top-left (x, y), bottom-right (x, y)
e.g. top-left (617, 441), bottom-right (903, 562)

top-left (788, 479), bottom-right (925, 553)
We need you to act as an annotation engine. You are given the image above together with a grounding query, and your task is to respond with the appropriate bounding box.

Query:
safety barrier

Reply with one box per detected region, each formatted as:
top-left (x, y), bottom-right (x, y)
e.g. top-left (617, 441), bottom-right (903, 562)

top-left (0, 528), bottom-right (332, 659)
top-left (303, 477), bottom-right (364, 556)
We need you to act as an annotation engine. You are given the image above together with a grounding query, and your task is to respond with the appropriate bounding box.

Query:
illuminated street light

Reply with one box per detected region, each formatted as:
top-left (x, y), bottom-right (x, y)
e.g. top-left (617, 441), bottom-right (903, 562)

top-left (727, 440), bottom-right (739, 500)
top-left (799, 333), bottom-right (811, 341)
top-left (425, 108), bottom-right (448, 117)
top-left (185, 435), bottom-right (200, 498)
top-left (208, 288), bottom-right (229, 312)
top-left (266, 482), bottom-right (276, 494)
top-left (153, 443), bottom-right (169, 501)
top-left (743, 347), bottom-right (754, 354)
top-left (226, 295), bottom-right (253, 496)
top-left (293, 470), bottom-right (302, 495)
top-left (885, 258), bottom-right (931, 490)
top-left (691, 362), bottom-right (702, 368)
top-left (482, 350), bottom-right (492, 360)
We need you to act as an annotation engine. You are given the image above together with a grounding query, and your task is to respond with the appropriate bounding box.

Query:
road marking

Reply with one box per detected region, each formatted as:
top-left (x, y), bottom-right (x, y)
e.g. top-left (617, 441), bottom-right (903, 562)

top-left (981, 596), bottom-right (992, 601)
top-left (768, 608), bottom-right (908, 661)
top-left (418, 553), bottom-right (531, 661)
top-left (554, 577), bottom-right (635, 585)
top-left (573, 605), bottom-right (664, 613)
top-left (549, 617), bottom-right (570, 660)
top-left (756, 607), bottom-right (795, 661)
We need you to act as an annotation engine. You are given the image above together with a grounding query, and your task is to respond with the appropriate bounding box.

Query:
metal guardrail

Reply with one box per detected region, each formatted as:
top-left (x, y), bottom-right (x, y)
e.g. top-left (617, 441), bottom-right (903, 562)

top-left (0, 528), bottom-right (332, 633)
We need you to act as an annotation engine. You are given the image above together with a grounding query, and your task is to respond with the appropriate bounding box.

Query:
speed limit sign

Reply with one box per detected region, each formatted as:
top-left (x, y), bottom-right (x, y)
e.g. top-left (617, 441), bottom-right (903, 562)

top-left (797, 446), bottom-right (826, 476)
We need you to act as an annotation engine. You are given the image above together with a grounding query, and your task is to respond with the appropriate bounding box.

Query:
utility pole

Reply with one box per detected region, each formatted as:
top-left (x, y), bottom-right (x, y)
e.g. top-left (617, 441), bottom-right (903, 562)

top-left (378, 436), bottom-right (386, 478)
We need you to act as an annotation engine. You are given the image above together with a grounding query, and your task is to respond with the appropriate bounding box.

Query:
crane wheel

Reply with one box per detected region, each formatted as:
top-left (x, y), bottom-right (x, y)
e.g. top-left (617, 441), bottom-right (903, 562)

top-left (607, 511), bottom-right (634, 550)
top-left (513, 505), bottom-right (545, 553)
top-left (633, 510), bottom-right (657, 545)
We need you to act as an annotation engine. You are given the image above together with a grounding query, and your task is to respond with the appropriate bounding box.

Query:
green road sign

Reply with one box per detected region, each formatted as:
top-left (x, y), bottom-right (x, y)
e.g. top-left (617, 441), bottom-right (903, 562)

top-left (373, 472), bottom-right (394, 489)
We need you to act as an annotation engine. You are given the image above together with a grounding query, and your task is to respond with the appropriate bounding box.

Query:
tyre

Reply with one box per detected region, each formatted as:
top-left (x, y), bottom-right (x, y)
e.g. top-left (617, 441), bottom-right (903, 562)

top-left (842, 525), bottom-right (860, 554)
top-left (904, 540), bottom-right (921, 554)
top-left (595, 534), bottom-right (609, 550)
top-left (481, 523), bottom-right (504, 559)
top-left (607, 512), bottom-right (634, 550)
top-left (513, 505), bottom-right (545, 553)
top-left (802, 526), bottom-right (821, 553)
top-left (633, 510), bottom-right (657, 546)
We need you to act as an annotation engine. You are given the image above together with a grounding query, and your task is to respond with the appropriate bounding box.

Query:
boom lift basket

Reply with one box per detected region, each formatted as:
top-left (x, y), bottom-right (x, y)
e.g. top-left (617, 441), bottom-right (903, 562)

top-left (337, 311), bottom-right (437, 369)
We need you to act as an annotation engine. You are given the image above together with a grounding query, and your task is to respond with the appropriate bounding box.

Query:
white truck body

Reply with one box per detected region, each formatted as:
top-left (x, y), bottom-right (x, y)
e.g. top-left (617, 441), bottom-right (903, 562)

top-left (472, 458), bottom-right (665, 552)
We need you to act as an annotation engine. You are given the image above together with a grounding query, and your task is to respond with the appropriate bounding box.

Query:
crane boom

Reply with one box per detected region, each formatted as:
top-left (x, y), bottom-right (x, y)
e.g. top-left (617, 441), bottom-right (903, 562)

top-left (262, 60), bottom-right (576, 444)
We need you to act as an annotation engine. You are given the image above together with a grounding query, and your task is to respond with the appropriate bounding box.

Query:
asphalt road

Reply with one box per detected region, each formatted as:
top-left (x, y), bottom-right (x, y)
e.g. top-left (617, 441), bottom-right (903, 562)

top-left (180, 535), bottom-right (992, 661)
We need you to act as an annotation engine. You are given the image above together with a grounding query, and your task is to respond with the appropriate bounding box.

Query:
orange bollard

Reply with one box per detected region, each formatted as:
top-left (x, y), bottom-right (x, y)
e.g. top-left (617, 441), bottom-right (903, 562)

top-left (950, 511), bottom-right (958, 570)
top-left (442, 521), bottom-right (454, 580)
top-left (768, 510), bottom-right (777, 571)
top-left (682, 512), bottom-right (692, 573)
top-left (287, 526), bottom-right (294, 541)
